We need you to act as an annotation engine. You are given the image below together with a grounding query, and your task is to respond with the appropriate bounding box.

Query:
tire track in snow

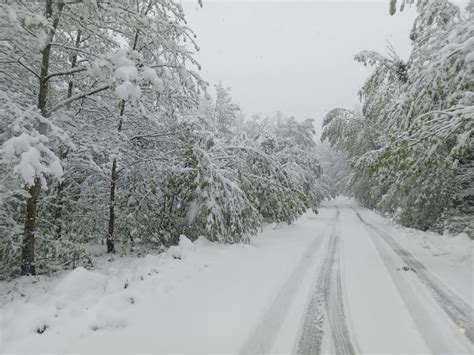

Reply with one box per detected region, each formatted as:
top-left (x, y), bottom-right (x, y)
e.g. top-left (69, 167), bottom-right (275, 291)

top-left (356, 211), bottom-right (474, 345)
top-left (296, 210), bottom-right (355, 355)
top-left (238, 213), bottom-right (336, 354)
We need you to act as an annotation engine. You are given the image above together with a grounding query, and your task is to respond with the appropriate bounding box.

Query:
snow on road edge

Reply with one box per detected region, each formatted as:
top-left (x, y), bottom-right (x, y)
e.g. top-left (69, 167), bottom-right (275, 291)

top-left (357, 206), bottom-right (473, 307)
top-left (0, 211), bottom-right (329, 354)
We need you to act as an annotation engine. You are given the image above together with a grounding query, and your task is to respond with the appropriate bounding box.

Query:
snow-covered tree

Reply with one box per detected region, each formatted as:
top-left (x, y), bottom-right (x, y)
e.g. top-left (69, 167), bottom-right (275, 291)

top-left (242, 114), bottom-right (324, 222)
top-left (0, 1), bottom-right (327, 279)
top-left (322, 0), bottom-right (473, 234)
top-left (0, 0), bottom-right (206, 276)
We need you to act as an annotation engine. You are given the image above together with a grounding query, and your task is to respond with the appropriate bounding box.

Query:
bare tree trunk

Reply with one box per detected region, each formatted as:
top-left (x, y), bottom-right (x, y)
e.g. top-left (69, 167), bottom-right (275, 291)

top-left (21, 0), bottom-right (64, 275)
top-left (106, 100), bottom-right (125, 253)
top-left (107, 158), bottom-right (118, 253)
top-left (53, 148), bottom-right (68, 239)
top-left (66, 30), bottom-right (80, 100)
top-left (21, 179), bottom-right (41, 275)
top-left (106, 30), bottom-right (139, 254)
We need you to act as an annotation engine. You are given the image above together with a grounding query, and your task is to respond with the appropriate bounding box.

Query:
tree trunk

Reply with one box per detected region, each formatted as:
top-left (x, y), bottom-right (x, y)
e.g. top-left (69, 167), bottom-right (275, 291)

top-left (106, 31), bottom-right (139, 253)
top-left (106, 100), bottom-right (125, 253)
top-left (67, 29), bottom-right (81, 102)
top-left (20, 0), bottom-right (64, 275)
top-left (54, 180), bottom-right (65, 239)
top-left (107, 158), bottom-right (118, 253)
top-left (21, 179), bottom-right (41, 275)
top-left (53, 147), bottom-right (69, 239)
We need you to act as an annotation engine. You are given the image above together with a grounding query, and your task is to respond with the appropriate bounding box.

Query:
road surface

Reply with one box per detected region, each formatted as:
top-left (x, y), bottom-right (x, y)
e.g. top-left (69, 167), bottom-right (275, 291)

top-left (242, 198), bottom-right (473, 354)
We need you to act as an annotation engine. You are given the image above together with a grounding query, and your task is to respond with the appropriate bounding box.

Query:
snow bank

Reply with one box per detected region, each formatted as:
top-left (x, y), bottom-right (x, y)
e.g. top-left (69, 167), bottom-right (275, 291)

top-left (54, 267), bottom-right (107, 301)
top-left (0, 212), bottom-right (329, 354)
top-left (166, 234), bottom-right (196, 260)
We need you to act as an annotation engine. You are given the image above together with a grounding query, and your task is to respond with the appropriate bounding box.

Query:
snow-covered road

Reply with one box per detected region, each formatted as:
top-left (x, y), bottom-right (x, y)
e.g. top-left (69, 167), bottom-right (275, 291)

top-left (1, 198), bottom-right (472, 354)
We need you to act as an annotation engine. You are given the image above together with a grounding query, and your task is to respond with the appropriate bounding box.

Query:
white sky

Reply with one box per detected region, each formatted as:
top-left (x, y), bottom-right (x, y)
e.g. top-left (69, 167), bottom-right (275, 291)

top-left (181, 0), bottom-right (465, 135)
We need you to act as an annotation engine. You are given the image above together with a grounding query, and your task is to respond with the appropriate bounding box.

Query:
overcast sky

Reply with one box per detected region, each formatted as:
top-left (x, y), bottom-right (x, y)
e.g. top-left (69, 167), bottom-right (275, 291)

top-left (181, 0), bottom-right (464, 135)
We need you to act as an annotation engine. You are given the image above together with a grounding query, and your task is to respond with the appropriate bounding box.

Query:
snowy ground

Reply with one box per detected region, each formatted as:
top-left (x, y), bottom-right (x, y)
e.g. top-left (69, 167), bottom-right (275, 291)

top-left (1, 197), bottom-right (472, 354)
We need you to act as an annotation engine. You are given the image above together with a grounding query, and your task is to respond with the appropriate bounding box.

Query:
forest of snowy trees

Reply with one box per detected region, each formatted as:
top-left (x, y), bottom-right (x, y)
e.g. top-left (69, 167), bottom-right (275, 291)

top-left (323, 0), bottom-right (473, 236)
top-left (0, 0), bottom-right (325, 278)
top-left (0, 0), bottom-right (472, 280)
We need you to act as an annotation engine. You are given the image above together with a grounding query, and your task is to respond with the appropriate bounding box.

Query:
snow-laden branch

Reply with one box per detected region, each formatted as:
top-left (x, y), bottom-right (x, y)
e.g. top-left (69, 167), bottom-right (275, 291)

top-left (44, 67), bottom-right (87, 82)
top-left (44, 85), bottom-right (110, 117)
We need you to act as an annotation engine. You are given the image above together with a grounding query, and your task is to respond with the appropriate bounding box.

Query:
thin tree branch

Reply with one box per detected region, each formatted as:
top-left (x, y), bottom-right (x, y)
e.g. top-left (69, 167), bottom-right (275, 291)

top-left (45, 67), bottom-right (87, 82)
top-left (44, 85), bottom-right (110, 117)
top-left (17, 58), bottom-right (40, 79)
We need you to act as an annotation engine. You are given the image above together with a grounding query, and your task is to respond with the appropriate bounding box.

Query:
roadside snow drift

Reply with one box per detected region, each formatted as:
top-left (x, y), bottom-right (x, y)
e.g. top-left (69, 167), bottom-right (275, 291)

top-left (0, 211), bottom-right (332, 354)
